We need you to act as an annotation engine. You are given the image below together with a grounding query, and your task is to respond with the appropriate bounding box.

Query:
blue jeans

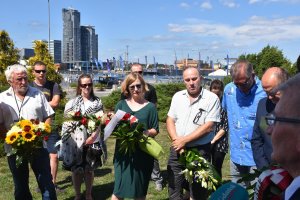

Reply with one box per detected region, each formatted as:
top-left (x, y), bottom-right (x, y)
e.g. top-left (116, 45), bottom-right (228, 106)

top-left (230, 160), bottom-right (256, 188)
top-left (7, 148), bottom-right (57, 200)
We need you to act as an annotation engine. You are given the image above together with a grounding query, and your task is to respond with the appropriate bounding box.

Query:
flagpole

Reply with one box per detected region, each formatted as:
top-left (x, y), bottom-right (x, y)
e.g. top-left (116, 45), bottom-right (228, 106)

top-left (48, 0), bottom-right (50, 51)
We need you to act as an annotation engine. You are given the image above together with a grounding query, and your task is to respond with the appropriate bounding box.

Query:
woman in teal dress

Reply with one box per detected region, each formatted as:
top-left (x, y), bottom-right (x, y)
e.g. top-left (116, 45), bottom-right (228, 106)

top-left (111, 73), bottom-right (159, 200)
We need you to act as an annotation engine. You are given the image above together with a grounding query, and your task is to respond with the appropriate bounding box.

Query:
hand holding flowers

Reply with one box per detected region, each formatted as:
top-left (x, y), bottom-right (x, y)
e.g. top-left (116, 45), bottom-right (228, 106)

top-left (179, 148), bottom-right (221, 191)
top-left (5, 119), bottom-right (51, 167)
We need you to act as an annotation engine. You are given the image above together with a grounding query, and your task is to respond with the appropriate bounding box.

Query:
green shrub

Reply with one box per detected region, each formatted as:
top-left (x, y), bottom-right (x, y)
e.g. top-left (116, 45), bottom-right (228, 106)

top-left (222, 76), bottom-right (232, 87)
top-left (69, 82), bottom-right (77, 88)
top-left (156, 83), bottom-right (185, 122)
top-left (101, 89), bottom-right (122, 111)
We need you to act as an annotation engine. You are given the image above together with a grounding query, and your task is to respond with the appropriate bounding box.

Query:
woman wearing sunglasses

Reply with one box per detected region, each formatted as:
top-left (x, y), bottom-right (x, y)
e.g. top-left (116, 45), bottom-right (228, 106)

top-left (111, 73), bottom-right (159, 200)
top-left (61, 74), bottom-right (105, 200)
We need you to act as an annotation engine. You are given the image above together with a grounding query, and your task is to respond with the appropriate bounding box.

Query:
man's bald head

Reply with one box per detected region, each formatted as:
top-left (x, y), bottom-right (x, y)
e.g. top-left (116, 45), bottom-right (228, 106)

top-left (261, 67), bottom-right (289, 104)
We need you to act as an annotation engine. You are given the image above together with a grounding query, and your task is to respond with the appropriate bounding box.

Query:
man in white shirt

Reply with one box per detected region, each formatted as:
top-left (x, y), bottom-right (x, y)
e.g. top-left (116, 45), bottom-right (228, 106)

top-left (0, 64), bottom-right (57, 200)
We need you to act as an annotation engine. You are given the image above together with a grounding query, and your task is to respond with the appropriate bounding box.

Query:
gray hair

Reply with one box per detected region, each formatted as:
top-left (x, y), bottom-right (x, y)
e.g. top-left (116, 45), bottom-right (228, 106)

top-left (4, 64), bottom-right (27, 82)
top-left (230, 60), bottom-right (253, 80)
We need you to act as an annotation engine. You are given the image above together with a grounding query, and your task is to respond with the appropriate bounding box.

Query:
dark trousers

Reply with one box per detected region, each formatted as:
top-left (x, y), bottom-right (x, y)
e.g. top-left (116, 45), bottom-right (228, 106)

top-left (167, 143), bottom-right (211, 200)
top-left (7, 148), bottom-right (57, 200)
top-left (151, 159), bottom-right (163, 184)
top-left (211, 146), bottom-right (226, 178)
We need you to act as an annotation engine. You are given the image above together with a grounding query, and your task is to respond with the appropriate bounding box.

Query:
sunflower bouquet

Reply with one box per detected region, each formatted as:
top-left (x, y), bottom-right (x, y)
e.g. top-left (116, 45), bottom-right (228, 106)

top-left (5, 119), bottom-right (51, 167)
top-left (179, 148), bottom-right (221, 191)
top-left (105, 111), bottom-right (163, 159)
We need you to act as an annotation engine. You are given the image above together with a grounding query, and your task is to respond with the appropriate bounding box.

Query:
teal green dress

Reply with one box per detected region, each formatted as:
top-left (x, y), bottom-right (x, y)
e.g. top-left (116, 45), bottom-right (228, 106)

top-left (113, 100), bottom-right (159, 198)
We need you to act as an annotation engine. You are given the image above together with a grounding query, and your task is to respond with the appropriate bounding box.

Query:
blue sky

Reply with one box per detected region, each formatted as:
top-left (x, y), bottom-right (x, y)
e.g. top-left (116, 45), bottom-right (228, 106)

top-left (1, 0), bottom-right (300, 65)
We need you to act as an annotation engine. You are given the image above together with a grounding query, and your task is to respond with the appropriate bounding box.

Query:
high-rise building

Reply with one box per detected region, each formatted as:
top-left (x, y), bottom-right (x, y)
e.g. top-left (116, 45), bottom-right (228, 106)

top-left (49, 40), bottom-right (62, 63)
top-left (81, 25), bottom-right (98, 61)
top-left (19, 48), bottom-right (35, 60)
top-left (62, 8), bottom-right (81, 63)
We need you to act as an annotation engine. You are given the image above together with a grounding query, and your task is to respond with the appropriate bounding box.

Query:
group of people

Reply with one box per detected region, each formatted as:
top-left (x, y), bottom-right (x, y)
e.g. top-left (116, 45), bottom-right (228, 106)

top-left (0, 59), bottom-right (299, 200)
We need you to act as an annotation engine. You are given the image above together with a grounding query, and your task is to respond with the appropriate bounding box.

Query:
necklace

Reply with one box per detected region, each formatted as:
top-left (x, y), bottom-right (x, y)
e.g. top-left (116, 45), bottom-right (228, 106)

top-left (13, 89), bottom-right (27, 120)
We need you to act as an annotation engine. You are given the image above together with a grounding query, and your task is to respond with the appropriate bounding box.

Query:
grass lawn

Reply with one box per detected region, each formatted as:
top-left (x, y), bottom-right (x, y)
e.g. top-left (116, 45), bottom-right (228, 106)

top-left (0, 122), bottom-right (231, 200)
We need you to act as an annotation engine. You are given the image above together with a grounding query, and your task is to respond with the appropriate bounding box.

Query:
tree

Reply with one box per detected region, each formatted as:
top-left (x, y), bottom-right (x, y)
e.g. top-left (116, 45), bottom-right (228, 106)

top-left (0, 30), bottom-right (20, 86)
top-left (238, 45), bottom-right (296, 78)
top-left (296, 55), bottom-right (300, 73)
top-left (28, 40), bottom-right (62, 83)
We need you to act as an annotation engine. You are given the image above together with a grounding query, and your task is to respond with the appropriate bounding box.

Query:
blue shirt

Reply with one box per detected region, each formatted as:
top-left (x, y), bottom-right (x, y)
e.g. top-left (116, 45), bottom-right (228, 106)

top-left (222, 77), bottom-right (266, 166)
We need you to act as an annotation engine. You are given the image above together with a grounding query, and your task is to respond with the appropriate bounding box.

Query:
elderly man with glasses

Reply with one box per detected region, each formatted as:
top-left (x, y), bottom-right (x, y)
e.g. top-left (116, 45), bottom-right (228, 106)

top-left (265, 73), bottom-right (300, 200)
top-left (222, 60), bottom-right (266, 187)
top-left (0, 64), bottom-right (57, 200)
top-left (251, 67), bottom-right (289, 170)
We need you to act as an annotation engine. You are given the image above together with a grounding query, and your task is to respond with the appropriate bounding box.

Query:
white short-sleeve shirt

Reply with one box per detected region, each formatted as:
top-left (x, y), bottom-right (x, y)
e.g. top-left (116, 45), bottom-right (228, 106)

top-left (0, 86), bottom-right (54, 153)
top-left (167, 88), bottom-right (221, 146)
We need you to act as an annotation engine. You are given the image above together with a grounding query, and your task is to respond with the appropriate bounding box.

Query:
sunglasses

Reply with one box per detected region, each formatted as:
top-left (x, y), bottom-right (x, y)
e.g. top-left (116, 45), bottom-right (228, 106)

top-left (80, 83), bottom-right (93, 88)
top-left (133, 71), bottom-right (143, 75)
top-left (34, 70), bottom-right (47, 74)
top-left (265, 114), bottom-right (300, 126)
top-left (129, 84), bottom-right (142, 90)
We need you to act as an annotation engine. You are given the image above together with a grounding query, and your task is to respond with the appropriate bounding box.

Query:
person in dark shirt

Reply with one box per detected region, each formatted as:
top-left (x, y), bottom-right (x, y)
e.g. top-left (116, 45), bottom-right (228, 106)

top-left (32, 61), bottom-right (62, 191)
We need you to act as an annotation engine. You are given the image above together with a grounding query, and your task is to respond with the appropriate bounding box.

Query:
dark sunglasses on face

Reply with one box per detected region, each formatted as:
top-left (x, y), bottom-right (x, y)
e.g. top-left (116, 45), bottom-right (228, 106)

top-left (265, 114), bottom-right (300, 126)
top-left (80, 83), bottom-right (93, 88)
top-left (129, 84), bottom-right (142, 90)
top-left (34, 70), bottom-right (47, 74)
top-left (133, 71), bottom-right (143, 75)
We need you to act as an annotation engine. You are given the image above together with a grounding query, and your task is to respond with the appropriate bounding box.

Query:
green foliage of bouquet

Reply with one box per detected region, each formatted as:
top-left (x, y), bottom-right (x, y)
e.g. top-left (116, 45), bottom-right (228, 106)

top-left (179, 148), bottom-right (221, 191)
top-left (5, 119), bottom-right (51, 167)
top-left (110, 112), bottom-right (163, 159)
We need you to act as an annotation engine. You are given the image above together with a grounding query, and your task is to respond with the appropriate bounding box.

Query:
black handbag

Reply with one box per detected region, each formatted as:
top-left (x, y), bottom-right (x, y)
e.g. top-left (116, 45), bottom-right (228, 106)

top-left (86, 142), bottom-right (103, 169)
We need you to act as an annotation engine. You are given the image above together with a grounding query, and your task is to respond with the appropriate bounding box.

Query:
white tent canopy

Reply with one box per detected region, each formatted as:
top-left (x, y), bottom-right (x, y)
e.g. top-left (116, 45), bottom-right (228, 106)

top-left (208, 69), bottom-right (228, 76)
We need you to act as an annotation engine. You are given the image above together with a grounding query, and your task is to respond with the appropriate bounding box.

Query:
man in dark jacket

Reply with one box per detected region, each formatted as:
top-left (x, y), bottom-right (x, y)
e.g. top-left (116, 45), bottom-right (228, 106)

top-left (251, 67), bottom-right (288, 169)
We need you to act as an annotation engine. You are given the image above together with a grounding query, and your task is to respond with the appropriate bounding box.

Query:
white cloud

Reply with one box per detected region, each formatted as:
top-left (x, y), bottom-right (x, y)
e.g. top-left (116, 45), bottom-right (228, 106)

top-left (249, 0), bottom-right (300, 4)
top-left (220, 0), bottom-right (239, 8)
top-left (201, 2), bottom-right (213, 9)
top-left (168, 16), bottom-right (300, 46)
top-left (179, 2), bottom-right (190, 8)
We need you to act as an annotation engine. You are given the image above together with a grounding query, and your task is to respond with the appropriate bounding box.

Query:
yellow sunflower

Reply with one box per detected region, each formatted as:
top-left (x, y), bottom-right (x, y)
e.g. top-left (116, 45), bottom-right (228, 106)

top-left (5, 132), bottom-right (19, 144)
top-left (44, 123), bottom-right (51, 134)
top-left (18, 120), bottom-right (34, 132)
top-left (21, 131), bottom-right (36, 142)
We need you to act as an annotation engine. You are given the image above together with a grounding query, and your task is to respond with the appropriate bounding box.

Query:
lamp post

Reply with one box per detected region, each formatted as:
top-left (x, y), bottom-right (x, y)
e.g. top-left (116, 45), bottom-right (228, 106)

top-left (48, 0), bottom-right (50, 51)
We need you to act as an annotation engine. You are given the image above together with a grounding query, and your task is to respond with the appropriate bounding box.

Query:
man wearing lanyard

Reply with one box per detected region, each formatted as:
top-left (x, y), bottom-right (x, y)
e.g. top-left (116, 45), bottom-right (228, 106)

top-left (0, 64), bottom-right (57, 200)
top-left (166, 66), bottom-right (220, 200)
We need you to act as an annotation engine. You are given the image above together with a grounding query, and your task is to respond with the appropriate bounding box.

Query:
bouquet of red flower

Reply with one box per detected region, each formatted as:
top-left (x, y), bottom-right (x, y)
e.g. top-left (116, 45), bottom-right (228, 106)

top-left (5, 119), bottom-right (51, 167)
top-left (105, 111), bottom-right (163, 159)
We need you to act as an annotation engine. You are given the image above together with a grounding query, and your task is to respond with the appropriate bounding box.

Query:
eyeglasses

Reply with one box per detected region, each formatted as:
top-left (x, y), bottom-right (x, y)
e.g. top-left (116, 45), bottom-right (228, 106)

top-left (234, 77), bottom-right (251, 88)
top-left (133, 71), bottom-right (143, 75)
top-left (80, 83), bottom-right (93, 88)
top-left (34, 70), bottom-right (47, 74)
top-left (129, 84), bottom-right (142, 90)
top-left (15, 77), bottom-right (28, 82)
top-left (265, 114), bottom-right (300, 126)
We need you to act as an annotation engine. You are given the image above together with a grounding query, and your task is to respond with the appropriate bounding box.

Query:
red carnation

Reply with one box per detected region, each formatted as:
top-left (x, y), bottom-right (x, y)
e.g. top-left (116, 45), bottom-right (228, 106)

top-left (122, 113), bottom-right (131, 121)
top-left (81, 117), bottom-right (88, 125)
top-left (44, 136), bottom-right (49, 141)
top-left (75, 111), bottom-right (81, 117)
top-left (105, 119), bottom-right (110, 126)
top-left (36, 131), bottom-right (42, 136)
